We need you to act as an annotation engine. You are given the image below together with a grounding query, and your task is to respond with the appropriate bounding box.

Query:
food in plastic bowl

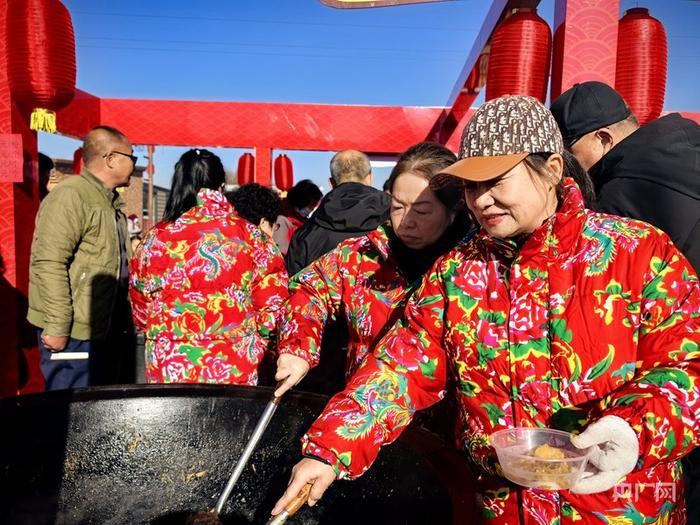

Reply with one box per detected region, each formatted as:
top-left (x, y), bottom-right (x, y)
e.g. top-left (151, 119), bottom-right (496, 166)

top-left (491, 428), bottom-right (593, 490)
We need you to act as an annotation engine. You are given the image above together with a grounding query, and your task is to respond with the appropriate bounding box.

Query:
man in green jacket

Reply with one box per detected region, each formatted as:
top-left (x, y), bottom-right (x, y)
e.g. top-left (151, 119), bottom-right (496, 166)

top-left (28, 126), bottom-right (136, 389)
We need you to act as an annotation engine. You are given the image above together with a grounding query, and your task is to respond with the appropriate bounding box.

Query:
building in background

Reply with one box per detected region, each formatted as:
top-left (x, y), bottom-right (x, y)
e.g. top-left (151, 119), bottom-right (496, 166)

top-left (145, 183), bottom-right (170, 227)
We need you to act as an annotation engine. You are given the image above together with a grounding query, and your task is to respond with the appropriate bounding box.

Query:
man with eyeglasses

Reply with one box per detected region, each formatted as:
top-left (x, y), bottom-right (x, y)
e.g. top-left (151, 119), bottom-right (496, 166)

top-left (28, 125), bottom-right (137, 389)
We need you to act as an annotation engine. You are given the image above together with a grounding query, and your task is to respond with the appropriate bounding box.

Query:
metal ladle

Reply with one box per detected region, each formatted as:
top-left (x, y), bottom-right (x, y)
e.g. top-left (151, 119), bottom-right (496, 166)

top-left (187, 391), bottom-right (285, 525)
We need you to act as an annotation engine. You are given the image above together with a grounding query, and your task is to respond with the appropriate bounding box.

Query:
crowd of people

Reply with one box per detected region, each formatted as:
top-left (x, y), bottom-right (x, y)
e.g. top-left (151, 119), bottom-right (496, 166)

top-left (27, 83), bottom-right (699, 524)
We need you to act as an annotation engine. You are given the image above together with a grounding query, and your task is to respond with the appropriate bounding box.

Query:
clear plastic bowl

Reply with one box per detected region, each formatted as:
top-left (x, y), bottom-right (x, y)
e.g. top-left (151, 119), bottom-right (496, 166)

top-left (491, 428), bottom-right (593, 491)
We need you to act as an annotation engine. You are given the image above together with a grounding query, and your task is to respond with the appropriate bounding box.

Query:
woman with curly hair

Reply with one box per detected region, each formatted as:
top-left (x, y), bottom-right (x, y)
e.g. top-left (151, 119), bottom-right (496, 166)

top-left (226, 182), bottom-right (283, 239)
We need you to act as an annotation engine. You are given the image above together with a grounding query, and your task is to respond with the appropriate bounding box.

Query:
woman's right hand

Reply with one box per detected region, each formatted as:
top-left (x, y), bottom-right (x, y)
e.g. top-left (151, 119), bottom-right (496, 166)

top-left (274, 353), bottom-right (310, 397)
top-left (270, 458), bottom-right (336, 515)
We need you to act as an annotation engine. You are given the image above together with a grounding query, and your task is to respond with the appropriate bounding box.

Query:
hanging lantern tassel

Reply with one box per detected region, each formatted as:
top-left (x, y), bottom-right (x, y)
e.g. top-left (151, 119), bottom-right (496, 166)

top-left (30, 108), bottom-right (58, 133)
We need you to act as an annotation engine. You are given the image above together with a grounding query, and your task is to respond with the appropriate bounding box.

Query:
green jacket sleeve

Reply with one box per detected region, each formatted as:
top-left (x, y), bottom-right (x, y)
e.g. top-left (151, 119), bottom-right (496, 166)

top-left (31, 187), bottom-right (86, 337)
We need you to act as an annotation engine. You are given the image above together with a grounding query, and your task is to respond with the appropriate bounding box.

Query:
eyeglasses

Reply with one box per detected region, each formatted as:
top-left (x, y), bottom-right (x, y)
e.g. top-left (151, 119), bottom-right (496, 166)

top-left (566, 136), bottom-right (582, 149)
top-left (105, 151), bottom-right (138, 164)
top-left (567, 131), bottom-right (597, 150)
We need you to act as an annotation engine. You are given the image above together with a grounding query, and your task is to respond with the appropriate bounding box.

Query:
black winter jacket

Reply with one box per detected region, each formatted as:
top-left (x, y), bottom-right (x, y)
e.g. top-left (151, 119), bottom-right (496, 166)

top-left (285, 182), bottom-right (390, 276)
top-left (589, 113), bottom-right (700, 272)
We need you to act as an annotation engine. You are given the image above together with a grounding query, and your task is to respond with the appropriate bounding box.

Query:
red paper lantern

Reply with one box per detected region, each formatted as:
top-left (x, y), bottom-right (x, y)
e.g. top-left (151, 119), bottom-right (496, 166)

top-left (274, 154), bottom-right (294, 192)
top-left (237, 153), bottom-right (255, 185)
top-left (72, 147), bottom-right (83, 175)
top-left (486, 8), bottom-right (552, 103)
top-left (615, 7), bottom-right (667, 126)
top-left (7, 0), bottom-right (77, 133)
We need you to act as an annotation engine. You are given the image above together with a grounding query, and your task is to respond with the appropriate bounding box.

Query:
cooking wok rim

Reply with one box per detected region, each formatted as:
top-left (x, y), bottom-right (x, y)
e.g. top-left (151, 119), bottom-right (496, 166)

top-left (0, 384), bottom-right (332, 407)
top-left (0, 384), bottom-right (463, 459)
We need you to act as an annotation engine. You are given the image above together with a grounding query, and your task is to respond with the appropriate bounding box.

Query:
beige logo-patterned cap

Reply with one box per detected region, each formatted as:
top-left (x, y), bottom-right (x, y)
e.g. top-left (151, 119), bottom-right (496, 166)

top-left (439, 95), bottom-right (564, 182)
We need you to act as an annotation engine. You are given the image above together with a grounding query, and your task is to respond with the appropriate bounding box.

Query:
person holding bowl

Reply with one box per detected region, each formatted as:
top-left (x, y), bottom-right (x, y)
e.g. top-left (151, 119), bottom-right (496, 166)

top-left (272, 95), bottom-right (700, 523)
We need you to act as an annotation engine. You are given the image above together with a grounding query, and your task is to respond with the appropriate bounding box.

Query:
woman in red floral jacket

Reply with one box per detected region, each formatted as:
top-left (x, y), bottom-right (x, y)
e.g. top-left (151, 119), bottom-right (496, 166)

top-left (274, 142), bottom-right (472, 396)
top-left (272, 97), bottom-right (700, 524)
top-left (129, 149), bottom-right (288, 385)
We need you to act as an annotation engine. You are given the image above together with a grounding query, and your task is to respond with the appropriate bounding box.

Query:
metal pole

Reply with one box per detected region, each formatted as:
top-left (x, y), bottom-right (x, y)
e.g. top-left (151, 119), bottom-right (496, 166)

top-left (146, 145), bottom-right (155, 229)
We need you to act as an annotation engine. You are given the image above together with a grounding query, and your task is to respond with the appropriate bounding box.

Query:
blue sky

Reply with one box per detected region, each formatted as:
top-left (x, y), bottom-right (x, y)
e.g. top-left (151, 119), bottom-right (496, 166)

top-left (39, 0), bottom-right (700, 193)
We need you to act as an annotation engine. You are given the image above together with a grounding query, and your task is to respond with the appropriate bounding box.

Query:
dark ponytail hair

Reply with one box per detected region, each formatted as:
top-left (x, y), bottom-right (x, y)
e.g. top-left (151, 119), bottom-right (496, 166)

top-left (162, 149), bottom-right (226, 222)
top-left (523, 151), bottom-right (596, 209)
top-left (562, 150), bottom-right (596, 209)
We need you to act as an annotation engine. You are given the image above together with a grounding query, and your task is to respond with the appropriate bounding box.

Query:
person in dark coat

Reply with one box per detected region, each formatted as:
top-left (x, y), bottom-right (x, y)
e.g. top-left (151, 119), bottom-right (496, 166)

top-left (285, 149), bottom-right (391, 276)
top-left (552, 80), bottom-right (700, 525)
top-left (551, 80), bottom-right (700, 272)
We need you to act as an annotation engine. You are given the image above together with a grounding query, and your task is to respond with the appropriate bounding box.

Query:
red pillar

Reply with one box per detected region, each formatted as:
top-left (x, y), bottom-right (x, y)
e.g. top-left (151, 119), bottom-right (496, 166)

top-left (255, 146), bottom-right (272, 187)
top-left (550, 0), bottom-right (620, 101)
top-left (0, 0), bottom-right (43, 395)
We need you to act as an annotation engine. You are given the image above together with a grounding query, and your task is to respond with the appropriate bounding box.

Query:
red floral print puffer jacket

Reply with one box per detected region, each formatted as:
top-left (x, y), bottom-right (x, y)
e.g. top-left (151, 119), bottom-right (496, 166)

top-left (301, 181), bottom-right (700, 524)
top-left (130, 189), bottom-right (289, 385)
top-left (278, 223), bottom-right (417, 379)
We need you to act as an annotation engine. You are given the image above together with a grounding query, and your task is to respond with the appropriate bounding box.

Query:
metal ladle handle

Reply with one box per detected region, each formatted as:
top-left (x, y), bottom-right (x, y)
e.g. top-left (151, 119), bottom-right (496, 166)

top-left (214, 394), bottom-right (282, 514)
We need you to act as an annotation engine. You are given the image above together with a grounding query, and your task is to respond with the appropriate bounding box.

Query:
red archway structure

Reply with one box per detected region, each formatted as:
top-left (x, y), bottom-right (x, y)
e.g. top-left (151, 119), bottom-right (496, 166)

top-left (1, 0), bottom-right (699, 395)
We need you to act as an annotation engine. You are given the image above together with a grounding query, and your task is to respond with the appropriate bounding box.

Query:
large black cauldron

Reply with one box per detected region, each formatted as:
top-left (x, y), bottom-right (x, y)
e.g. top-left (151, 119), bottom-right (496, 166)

top-left (0, 385), bottom-right (476, 524)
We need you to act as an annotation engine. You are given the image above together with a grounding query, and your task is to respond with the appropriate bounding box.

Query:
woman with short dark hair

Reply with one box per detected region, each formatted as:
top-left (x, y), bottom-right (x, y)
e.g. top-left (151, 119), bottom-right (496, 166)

top-left (226, 183), bottom-right (283, 239)
top-left (273, 179), bottom-right (323, 254)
